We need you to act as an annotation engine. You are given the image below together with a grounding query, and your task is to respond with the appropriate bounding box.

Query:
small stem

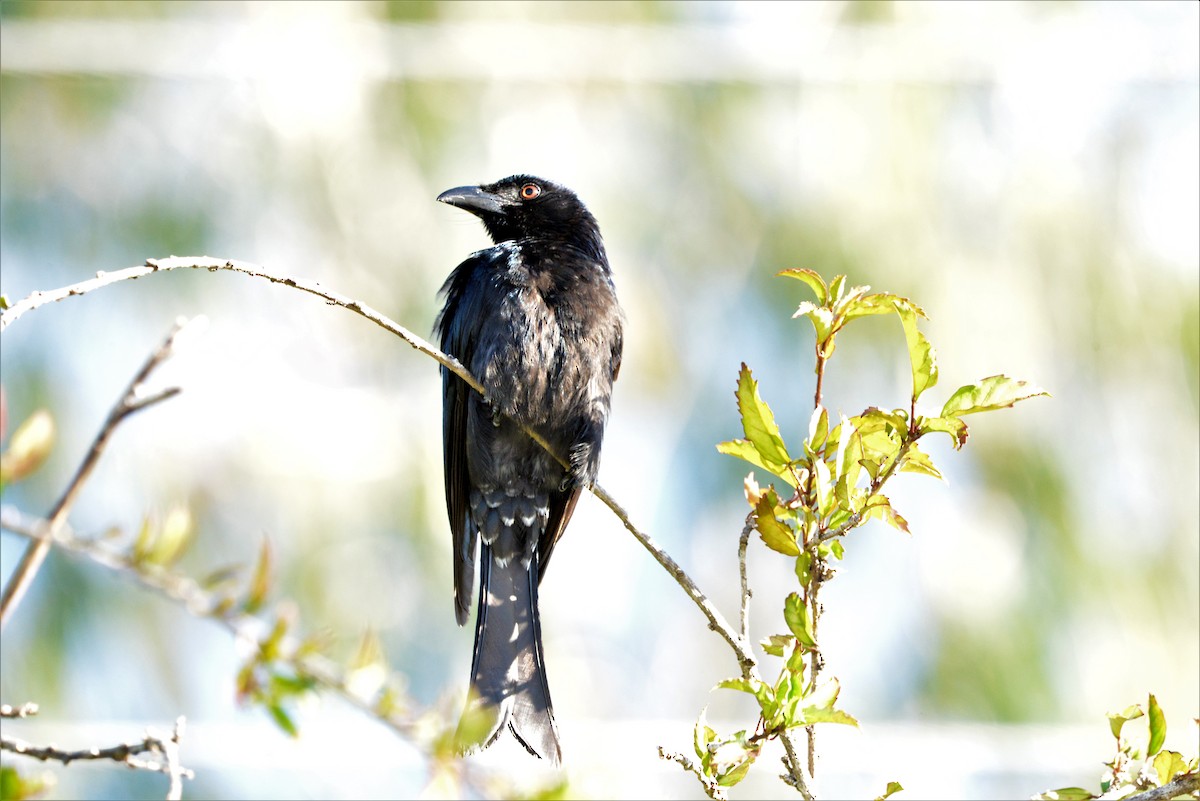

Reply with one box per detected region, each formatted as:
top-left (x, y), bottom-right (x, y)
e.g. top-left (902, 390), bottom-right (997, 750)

top-left (738, 515), bottom-right (754, 643)
top-left (0, 319), bottom-right (195, 631)
top-left (813, 351), bottom-right (826, 410)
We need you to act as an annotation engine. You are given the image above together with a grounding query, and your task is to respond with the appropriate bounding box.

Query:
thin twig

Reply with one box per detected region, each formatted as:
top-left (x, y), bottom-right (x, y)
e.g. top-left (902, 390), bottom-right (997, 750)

top-left (0, 505), bottom-right (421, 740)
top-left (780, 733), bottom-right (817, 801)
top-left (1, 715), bottom-right (193, 800)
top-left (0, 703), bottom-right (39, 719)
top-left (658, 747), bottom-right (728, 801)
top-left (738, 514), bottom-right (754, 645)
top-left (0, 318), bottom-right (199, 631)
top-left (592, 484), bottom-right (755, 673)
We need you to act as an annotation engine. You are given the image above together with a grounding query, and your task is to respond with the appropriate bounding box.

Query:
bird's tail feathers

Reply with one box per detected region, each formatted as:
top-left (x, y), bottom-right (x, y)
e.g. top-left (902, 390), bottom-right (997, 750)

top-left (458, 546), bottom-right (561, 765)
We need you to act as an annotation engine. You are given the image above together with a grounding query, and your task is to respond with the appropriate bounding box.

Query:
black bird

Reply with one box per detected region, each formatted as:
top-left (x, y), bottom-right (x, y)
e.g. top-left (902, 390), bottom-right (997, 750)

top-left (434, 175), bottom-right (623, 764)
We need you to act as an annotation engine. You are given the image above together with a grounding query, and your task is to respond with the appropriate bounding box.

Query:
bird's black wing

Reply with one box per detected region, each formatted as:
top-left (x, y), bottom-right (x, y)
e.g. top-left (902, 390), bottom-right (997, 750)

top-left (435, 249), bottom-right (502, 626)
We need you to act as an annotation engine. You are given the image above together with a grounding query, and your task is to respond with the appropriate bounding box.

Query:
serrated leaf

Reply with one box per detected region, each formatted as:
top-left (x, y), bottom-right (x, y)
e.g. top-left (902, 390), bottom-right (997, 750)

top-left (1032, 788), bottom-right (1096, 801)
top-left (828, 274), bottom-right (847, 303)
top-left (760, 634), bottom-right (794, 657)
top-left (941, 375), bottom-right (1049, 417)
top-left (898, 443), bottom-right (945, 481)
top-left (818, 539), bottom-right (845, 560)
top-left (715, 677), bottom-right (759, 695)
top-left (795, 302), bottom-right (836, 346)
top-left (1152, 750), bottom-right (1187, 785)
top-left (755, 492), bottom-right (800, 556)
top-left (865, 496), bottom-right (910, 535)
top-left (896, 302), bottom-right (938, 402)
top-left (844, 294), bottom-right (904, 322)
top-left (717, 439), bottom-right (800, 488)
top-left (1109, 704), bottom-right (1144, 740)
top-left (1147, 693), bottom-right (1166, 756)
top-left (778, 268), bottom-right (827, 305)
top-left (784, 592), bottom-right (816, 647)
top-left (874, 780), bottom-right (904, 801)
top-left (0, 408), bottom-right (55, 492)
top-left (919, 416), bottom-right (968, 449)
top-left (735, 364), bottom-right (792, 468)
top-left (797, 678), bottom-right (859, 728)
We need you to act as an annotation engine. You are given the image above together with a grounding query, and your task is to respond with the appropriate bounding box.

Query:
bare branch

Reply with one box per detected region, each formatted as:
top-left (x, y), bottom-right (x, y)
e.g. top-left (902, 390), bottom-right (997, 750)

top-left (0, 317), bottom-right (200, 631)
top-left (1, 715), bottom-right (193, 800)
top-left (780, 730), bottom-right (816, 801)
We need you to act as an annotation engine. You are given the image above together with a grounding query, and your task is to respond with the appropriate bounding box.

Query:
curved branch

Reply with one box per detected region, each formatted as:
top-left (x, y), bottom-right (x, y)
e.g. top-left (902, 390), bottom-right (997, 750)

top-left (0, 257), bottom-right (754, 673)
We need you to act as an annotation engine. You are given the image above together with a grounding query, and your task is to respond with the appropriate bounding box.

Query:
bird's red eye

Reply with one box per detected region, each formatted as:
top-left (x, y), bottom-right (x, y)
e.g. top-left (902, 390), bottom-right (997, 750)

top-left (520, 183), bottom-right (541, 200)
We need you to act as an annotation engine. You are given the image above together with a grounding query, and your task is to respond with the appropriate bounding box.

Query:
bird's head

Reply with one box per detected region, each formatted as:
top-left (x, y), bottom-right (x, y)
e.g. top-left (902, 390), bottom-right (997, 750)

top-left (437, 175), bottom-right (601, 250)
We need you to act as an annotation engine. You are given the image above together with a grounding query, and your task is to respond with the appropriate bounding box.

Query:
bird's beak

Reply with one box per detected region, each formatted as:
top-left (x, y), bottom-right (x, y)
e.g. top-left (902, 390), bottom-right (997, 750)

top-left (437, 185), bottom-right (505, 216)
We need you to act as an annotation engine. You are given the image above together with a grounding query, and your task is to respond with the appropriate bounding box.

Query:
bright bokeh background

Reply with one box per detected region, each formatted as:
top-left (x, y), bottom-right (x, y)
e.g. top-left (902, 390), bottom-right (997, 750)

top-left (1, 2), bottom-right (1197, 799)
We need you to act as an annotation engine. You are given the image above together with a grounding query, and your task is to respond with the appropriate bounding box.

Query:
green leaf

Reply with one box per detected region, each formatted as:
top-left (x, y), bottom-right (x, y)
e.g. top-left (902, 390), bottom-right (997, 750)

top-left (794, 552), bottom-right (812, 585)
top-left (818, 539), bottom-right (845, 560)
top-left (755, 493), bottom-right (800, 556)
top-left (1108, 704), bottom-right (1144, 740)
top-left (865, 496), bottom-right (910, 535)
top-left (147, 505), bottom-right (194, 566)
top-left (828, 274), bottom-right (847, 303)
top-left (735, 363), bottom-right (792, 468)
top-left (898, 443), bottom-right (945, 481)
top-left (808, 405), bottom-right (830, 452)
top-left (1032, 788), bottom-right (1097, 801)
top-left (267, 702), bottom-right (299, 738)
top-left (1152, 750), bottom-right (1188, 785)
top-left (778, 268), bottom-right (827, 306)
top-left (794, 302), bottom-right (836, 346)
top-left (1147, 693), bottom-right (1166, 757)
top-left (0, 408), bottom-right (55, 493)
top-left (694, 707), bottom-right (717, 760)
top-left (715, 677), bottom-right (761, 696)
top-left (874, 781), bottom-right (904, 801)
top-left (784, 592), bottom-right (816, 647)
top-left (0, 765), bottom-right (49, 801)
top-left (896, 302), bottom-right (938, 402)
top-left (717, 439), bottom-right (799, 487)
top-left (941, 375), bottom-right (1050, 417)
top-left (244, 537), bottom-right (273, 614)
top-left (797, 677), bottom-right (859, 728)
top-left (918, 415), bottom-right (968, 449)
top-left (813, 458), bottom-right (833, 517)
top-left (710, 734), bottom-right (760, 787)
top-left (760, 634), bottom-right (794, 657)
top-left (843, 292), bottom-right (911, 322)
